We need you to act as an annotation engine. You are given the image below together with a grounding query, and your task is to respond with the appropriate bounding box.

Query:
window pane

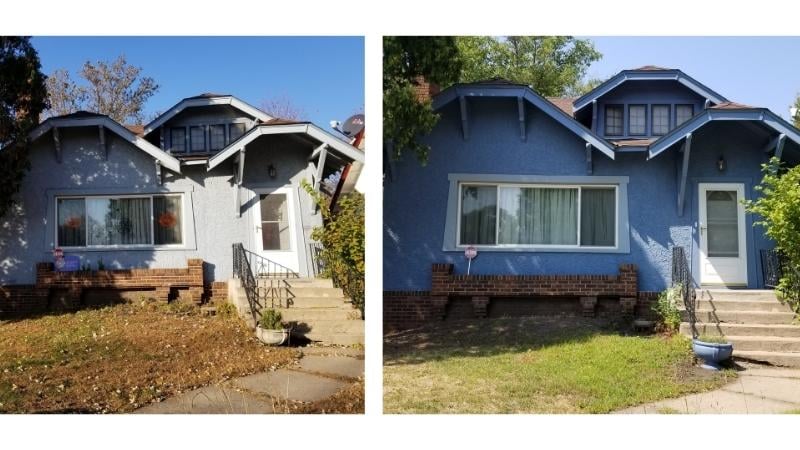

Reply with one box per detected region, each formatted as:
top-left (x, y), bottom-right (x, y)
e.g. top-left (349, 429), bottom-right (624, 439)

top-left (629, 105), bottom-right (646, 135)
top-left (209, 125), bottom-right (226, 151)
top-left (190, 126), bottom-right (206, 152)
top-left (229, 123), bottom-right (246, 143)
top-left (706, 190), bottom-right (739, 257)
top-left (460, 185), bottom-right (497, 245)
top-left (154, 196), bottom-right (182, 245)
top-left (605, 106), bottom-right (623, 136)
top-left (652, 105), bottom-right (670, 135)
top-left (498, 187), bottom-right (577, 245)
top-left (57, 198), bottom-right (86, 247)
top-left (170, 128), bottom-right (186, 152)
top-left (259, 194), bottom-right (290, 250)
top-left (676, 104), bottom-right (694, 126)
top-left (580, 188), bottom-right (616, 247)
top-left (87, 198), bottom-right (151, 245)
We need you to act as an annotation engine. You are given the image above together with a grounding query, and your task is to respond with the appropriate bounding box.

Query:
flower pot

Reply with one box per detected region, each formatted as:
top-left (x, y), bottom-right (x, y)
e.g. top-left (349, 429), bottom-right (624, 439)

top-left (256, 326), bottom-right (290, 346)
top-left (692, 339), bottom-right (733, 370)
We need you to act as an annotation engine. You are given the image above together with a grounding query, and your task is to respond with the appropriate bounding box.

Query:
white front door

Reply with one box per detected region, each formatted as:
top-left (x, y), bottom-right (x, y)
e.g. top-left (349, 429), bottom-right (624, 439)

top-left (253, 187), bottom-right (300, 273)
top-left (698, 183), bottom-right (747, 286)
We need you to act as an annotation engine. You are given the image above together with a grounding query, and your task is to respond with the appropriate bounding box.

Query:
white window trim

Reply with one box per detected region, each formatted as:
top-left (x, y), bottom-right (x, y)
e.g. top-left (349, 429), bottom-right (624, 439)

top-left (55, 193), bottom-right (186, 250)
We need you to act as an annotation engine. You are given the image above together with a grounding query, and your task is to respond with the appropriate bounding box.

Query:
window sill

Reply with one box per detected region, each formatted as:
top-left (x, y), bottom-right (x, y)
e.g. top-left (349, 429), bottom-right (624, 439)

top-left (49, 245), bottom-right (194, 253)
top-left (443, 245), bottom-right (628, 254)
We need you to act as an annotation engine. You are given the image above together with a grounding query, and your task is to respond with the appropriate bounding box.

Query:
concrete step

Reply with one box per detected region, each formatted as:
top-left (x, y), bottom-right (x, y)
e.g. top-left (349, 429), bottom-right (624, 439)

top-left (688, 310), bottom-right (795, 325)
top-left (698, 289), bottom-right (778, 302)
top-left (696, 299), bottom-right (793, 313)
top-left (285, 287), bottom-right (344, 298)
top-left (301, 332), bottom-right (364, 346)
top-left (682, 322), bottom-right (800, 338)
top-left (256, 277), bottom-right (335, 289)
top-left (293, 319), bottom-right (365, 334)
top-left (726, 335), bottom-right (800, 352)
top-left (734, 350), bottom-right (800, 368)
top-left (278, 307), bottom-right (359, 322)
top-left (287, 296), bottom-right (354, 309)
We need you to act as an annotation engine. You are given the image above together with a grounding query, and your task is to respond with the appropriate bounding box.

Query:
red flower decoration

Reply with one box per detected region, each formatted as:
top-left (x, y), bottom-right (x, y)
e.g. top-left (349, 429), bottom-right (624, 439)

top-left (158, 211), bottom-right (177, 228)
top-left (65, 217), bottom-right (82, 229)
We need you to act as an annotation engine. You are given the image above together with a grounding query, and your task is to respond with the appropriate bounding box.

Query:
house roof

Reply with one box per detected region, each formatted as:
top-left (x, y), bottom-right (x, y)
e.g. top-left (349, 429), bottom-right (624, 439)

top-left (573, 67), bottom-right (728, 112)
top-left (432, 81), bottom-right (616, 159)
top-left (142, 94), bottom-right (273, 136)
top-left (28, 112), bottom-right (182, 172)
top-left (125, 124), bottom-right (145, 137)
top-left (611, 138), bottom-right (657, 148)
top-left (708, 101), bottom-right (756, 110)
top-left (546, 97), bottom-right (575, 116)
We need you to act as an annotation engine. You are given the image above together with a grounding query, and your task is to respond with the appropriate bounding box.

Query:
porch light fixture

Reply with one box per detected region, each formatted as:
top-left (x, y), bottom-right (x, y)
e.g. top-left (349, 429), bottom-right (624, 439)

top-left (268, 164), bottom-right (277, 179)
top-left (717, 155), bottom-right (726, 172)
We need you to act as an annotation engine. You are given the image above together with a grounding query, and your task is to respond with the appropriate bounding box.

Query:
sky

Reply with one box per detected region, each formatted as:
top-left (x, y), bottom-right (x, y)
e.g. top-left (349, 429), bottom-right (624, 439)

top-left (583, 36), bottom-right (800, 120)
top-left (31, 36), bottom-right (364, 128)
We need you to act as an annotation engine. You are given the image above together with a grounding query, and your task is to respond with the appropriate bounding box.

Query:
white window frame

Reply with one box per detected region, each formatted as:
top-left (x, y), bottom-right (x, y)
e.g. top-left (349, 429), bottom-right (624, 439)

top-left (455, 182), bottom-right (619, 250)
top-left (55, 193), bottom-right (186, 250)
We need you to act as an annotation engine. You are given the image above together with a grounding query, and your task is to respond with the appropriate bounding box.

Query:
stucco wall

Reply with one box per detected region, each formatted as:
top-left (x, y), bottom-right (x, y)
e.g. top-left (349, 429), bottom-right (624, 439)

top-left (383, 97), bottom-right (772, 292)
top-left (0, 127), bottom-right (322, 285)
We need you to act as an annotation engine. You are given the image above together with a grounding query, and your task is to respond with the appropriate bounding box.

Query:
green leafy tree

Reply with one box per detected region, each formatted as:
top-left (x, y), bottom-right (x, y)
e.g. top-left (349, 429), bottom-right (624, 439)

top-left (384, 37), bottom-right (462, 164)
top-left (457, 36), bottom-right (601, 97)
top-left (792, 93), bottom-right (800, 128)
top-left (0, 37), bottom-right (48, 219)
top-left (745, 157), bottom-right (800, 314)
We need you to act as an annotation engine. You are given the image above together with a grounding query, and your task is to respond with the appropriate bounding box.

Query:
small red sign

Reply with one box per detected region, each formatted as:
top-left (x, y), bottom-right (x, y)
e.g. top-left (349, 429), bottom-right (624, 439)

top-left (465, 246), bottom-right (477, 260)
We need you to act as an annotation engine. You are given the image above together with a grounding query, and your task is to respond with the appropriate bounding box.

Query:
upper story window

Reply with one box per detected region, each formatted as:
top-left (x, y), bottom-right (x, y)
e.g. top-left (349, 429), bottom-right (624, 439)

top-left (229, 123), bottom-right (247, 143)
top-left (170, 127), bottom-right (186, 153)
top-left (209, 125), bottom-right (226, 151)
top-left (190, 126), bottom-right (206, 152)
top-left (604, 105), bottom-right (623, 136)
top-left (676, 104), bottom-right (694, 127)
top-left (652, 105), bottom-right (671, 136)
top-left (628, 105), bottom-right (646, 136)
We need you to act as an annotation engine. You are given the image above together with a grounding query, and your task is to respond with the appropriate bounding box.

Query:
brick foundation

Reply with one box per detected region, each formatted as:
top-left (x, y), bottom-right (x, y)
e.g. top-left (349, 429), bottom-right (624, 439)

top-left (205, 281), bottom-right (229, 303)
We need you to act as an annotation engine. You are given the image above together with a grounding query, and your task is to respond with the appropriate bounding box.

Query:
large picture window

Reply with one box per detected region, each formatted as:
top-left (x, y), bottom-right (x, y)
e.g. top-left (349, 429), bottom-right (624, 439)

top-left (458, 183), bottom-right (617, 248)
top-left (56, 194), bottom-right (184, 248)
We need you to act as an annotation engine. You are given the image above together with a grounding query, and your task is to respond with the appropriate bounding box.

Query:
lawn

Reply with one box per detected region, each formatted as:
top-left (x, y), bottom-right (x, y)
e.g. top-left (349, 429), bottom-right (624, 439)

top-left (0, 301), bottom-right (299, 413)
top-left (384, 317), bottom-right (735, 414)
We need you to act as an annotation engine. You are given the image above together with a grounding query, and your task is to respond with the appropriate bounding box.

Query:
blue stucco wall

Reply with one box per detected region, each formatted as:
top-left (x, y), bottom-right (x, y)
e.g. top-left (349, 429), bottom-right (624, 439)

top-left (383, 96), bottom-right (773, 292)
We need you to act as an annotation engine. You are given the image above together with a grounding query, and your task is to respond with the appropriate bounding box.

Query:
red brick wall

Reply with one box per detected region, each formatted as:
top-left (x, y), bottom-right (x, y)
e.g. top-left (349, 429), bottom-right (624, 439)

top-left (0, 285), bottom-right (49, 317)
top-left (205, 281), bottom-right (228, 303)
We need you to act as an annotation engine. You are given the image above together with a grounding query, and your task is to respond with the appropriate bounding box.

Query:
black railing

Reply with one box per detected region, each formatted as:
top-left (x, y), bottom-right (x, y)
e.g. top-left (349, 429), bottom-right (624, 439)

top-left (671, 246), bottom-right (698, 338)
top-left (760, 248), bottom-right (784, 289)
top-left (233, 243), bottom-right (260, 324)
top-left (232, 243), bottom-right (299, 324)
top-left (309, 242), bottom-right (325, 277)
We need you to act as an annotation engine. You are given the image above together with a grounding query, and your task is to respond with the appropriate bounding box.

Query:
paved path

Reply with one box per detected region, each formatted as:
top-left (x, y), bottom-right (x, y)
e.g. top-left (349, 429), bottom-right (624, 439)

top-left (134, 349), bottom-right (364, 414)
top-left (617, 364), bottom-right (800, 414)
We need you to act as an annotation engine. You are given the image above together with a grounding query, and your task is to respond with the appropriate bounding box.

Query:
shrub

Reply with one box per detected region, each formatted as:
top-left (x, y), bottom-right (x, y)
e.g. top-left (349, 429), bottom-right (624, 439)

top-left (653, 285), bottom-right (682, 334)
top-left (259, 309), bottom-right (283, 330)
top-left (301, 180), bottom-right (364, 317)
top-left (216, 302), bottom-right (237, 319)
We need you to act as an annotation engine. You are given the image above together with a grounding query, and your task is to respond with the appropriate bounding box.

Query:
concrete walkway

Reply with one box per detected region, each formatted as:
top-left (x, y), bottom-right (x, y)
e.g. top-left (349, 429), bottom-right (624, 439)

top-left (134, 347), bottom-right (364, 414)
top-left (617, 364), bottom-right (800, 414)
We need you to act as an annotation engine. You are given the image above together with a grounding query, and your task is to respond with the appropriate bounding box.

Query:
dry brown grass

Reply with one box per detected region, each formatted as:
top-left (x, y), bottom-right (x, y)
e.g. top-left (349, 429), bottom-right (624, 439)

top-left (0, 300), bottom-right (298, 413)
top-left (295, 379), bottom-right (364, 414)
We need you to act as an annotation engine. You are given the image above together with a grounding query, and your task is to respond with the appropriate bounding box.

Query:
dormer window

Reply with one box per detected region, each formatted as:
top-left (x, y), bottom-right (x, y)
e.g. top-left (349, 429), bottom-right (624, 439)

top-left (209, 125), bottom-right (226, 151)
top-left (628, 105), bottom-right (646, 136)
top-left (605, 105), bottom-right (623, 136)
top-left (652, 105), bottom-right (670, 136)
top-left (676, 104), bottom-right (694, 127)
top-left (170, 127), bottom-right (186, 153)
top-left (190, 126), bottom-right (206, 152)
top-left (229, 123), bottom-right (246, 143)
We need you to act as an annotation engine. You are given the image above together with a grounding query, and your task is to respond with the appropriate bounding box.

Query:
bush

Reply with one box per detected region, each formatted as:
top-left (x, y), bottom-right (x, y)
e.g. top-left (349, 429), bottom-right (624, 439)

top-left (301, 180), bottom-right (364, 317)
top-left (216, 302), bottom-right (237, 319)
top-left (745, 157), bottom-right (800, 315)
top-left (259, 309), bottom-right (283, 330)
top-left (653, 285), bottom-right (682, 334)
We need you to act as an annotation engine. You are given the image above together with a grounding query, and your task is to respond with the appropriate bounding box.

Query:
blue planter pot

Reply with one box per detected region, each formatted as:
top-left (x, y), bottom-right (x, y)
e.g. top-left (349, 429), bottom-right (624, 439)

top-left (692, 339), bottom-right (733, 371)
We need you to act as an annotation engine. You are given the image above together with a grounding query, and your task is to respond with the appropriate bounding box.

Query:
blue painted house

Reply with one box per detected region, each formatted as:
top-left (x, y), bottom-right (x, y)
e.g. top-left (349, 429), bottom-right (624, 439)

top-left (384, 66), bottom-right (800, 337)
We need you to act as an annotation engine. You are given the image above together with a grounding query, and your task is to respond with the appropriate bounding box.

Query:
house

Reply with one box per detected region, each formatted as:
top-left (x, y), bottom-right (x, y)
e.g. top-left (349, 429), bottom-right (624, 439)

top-left (383, 67), bottom-right (800, 364)
top-left (0, 94), bottom-right (365, 344)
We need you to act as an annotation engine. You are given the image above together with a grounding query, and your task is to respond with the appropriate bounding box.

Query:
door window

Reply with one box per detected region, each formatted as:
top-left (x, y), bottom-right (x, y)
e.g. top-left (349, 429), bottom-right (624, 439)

top-left (259, 193), bottom-right (290, 250)
top-left (706, 190), bottom-right (739, 257)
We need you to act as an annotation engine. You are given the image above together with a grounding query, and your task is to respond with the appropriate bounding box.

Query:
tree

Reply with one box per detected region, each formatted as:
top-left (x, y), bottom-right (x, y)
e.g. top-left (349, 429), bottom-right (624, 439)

top-left (456, 36), bottom-right (601, 97)
top-left (43, 55), bottom-right (158, 124)
top-left (0, 37), bottom-right (48, 219)
top-left (383, 37), bottom-right (463, 164)
top-left (259, 95), bottom-right (307, 121)
top-left (566, 76), bottom-right (607, 97)
top-left (792, 93), bottom-right (800, 128)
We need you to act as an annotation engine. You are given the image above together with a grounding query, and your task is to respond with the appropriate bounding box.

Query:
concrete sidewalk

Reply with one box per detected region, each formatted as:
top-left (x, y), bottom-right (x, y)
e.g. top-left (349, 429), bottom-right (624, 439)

top-left (134, 349), bottom-right (364, 414)
top-left (617, 364), bottom-right (800, 414)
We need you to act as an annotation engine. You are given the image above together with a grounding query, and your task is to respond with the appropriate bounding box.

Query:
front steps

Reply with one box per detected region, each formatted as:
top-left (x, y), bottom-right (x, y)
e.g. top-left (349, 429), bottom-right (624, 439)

top-left (680, 289), bottom-right (800, 367)
top-left (229, 277), bottom-right (364, 346)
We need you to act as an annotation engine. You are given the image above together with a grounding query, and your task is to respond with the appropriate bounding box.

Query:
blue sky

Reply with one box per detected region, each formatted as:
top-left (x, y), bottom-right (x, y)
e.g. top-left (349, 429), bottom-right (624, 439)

top-left (31, 36), bottom-right (364, 127)
top-left (584, 36), bottom-right (800, 120)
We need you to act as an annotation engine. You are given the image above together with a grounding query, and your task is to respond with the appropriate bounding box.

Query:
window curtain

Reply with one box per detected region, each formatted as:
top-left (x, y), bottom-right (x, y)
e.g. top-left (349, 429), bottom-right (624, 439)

top-left (154, 196), bottom-right (183, 245)
top-left (460, 186), bottom-right (497, 245)
top-left (498, 187), bottom-right (577, 245)
top-left (88, 198), bottom-right (151, 245)
top-left (580, 188), bottom-right (615, 246)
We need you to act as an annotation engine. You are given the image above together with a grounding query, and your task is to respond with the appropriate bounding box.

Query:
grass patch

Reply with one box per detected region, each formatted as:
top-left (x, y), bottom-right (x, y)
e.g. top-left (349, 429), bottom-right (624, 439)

top-left (384, 317), bottom-right (734, 414)
top-left (0, 301), bottom-right (298, 413)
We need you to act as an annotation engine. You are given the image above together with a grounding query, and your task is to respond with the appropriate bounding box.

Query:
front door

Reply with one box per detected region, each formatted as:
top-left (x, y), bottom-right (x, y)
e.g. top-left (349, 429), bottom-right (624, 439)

top-left (254, 187), bottom-right (299, 273)
top-left (698, 183), bottom-right (747, 286)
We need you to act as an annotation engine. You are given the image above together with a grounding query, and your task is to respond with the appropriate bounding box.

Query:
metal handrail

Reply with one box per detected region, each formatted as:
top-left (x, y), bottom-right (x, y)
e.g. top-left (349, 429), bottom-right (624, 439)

top-left (760, 248), bottom-right (784, 289)
top-left (233, 243), bottom-right (260, 324)
top-left (233, 243), bottom-right (299, 324)
top-left (309, 242), bottom-right (325, 277)
top-left (672, 246), bottom-right (698, 338)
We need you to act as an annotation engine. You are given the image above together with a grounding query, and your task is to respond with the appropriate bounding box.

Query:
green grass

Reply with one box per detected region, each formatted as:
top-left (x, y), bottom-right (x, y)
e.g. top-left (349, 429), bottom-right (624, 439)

top-left (384, 317), bottom-right (734, 414)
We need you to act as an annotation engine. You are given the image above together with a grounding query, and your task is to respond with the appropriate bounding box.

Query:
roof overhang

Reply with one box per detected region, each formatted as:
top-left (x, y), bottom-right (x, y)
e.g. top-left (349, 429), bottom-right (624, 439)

top-left (647, 108), bottom-right (800, 159)
top-left (142, 95), bottom-right (273, 136)
top-left (29, 115), bottom-right (182, 172)
top-left (433, 83), bottom-right (616, 159)
top-left (206, 123), bottom-right (364, 171)
top-left (573, 70), bottom-right (728, 112)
